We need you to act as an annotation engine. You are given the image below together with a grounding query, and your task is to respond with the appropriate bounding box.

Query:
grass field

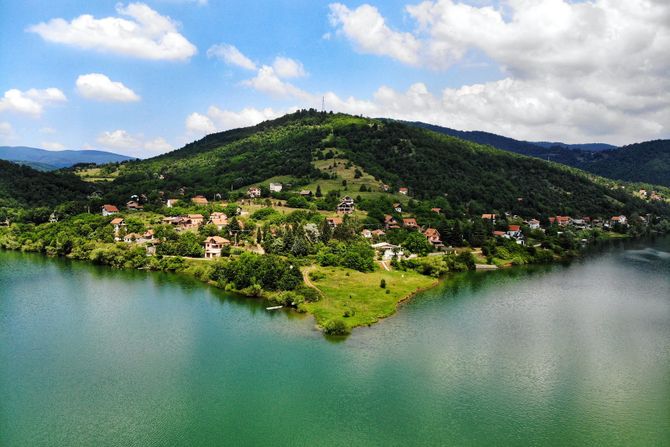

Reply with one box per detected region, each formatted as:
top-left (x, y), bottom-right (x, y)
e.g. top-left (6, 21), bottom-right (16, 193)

top-left (303, 265), bottom-right (438, 331)
top-left (75, 167), bottom-right (120, 183)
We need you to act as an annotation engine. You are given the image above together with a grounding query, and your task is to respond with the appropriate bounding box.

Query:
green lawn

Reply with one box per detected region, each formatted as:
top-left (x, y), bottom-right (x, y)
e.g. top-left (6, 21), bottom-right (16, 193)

top-left (303, 265), bottom-right (437, 331)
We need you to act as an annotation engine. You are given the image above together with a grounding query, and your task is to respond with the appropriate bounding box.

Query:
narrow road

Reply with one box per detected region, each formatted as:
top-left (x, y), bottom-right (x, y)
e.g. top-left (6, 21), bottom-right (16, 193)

top-left (301, 266), bottom-right (323, 296)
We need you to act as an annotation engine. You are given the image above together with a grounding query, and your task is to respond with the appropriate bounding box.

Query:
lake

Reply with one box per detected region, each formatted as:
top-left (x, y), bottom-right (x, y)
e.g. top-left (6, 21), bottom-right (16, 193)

top-left (1, 237), bottom-right (669, 446)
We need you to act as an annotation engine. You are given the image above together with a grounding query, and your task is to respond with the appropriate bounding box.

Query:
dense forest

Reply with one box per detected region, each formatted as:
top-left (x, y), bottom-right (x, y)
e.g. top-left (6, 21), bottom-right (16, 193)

top-left (411, 122), bottom-right (670, 187)
top-left (103, 110), bottom-right (668, 219)
top-left (0, 160), bottom-right (92, 209)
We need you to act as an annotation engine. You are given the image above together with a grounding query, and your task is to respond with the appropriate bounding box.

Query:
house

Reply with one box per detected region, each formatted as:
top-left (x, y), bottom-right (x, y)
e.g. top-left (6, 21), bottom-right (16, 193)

top-left (527, 219), bottom-right (541, 230)
top-left (481, 213), bottom-right (496, 222)
top-left (110, 218), bottom-right (125, 239)
top-left (299, 190), bottom-right (313, 197)
top-left (402, 218), bottom-right (419, 229)
top-left (423, 228), bottom-right (443, 247)
top-left (326, 217), bottom-right (342, 228)
top-left (571, 218), bottom-right (589, 229)
top-left (187, 214), bottom-right (204, 227)
top-left (371, 242), bottom-right (404, 260)
top-left (507, 225), bottom-right (522, 238)
top-left (191, 195), bottom-right (208, 206)
top-left (101, 204), bottom-right (119, 216)
top-left (269, 183), bottom-right (283, 193)
top-left (431, 208), bottom-right (442, 214)
top-left (123, 233), bottom-right (141, 243)
top-left (398, 187), bottom-right (408, 195)
top-left (126, 200), bottom-right (143, 211)
top-left (610, 215), bottom-right (628, 226)
top-left (204, 236), bottom-right (230, 259)
top-left (553, 216), bottom-right (572, 227)
top-left (247, 187), bottom-right (261, 198)
top-left (361, 229), bottom-right (373, 239)
top-left (381, 184), bottom-right (390, 192)
top-left (337, 196), bottom-right (355, 214)
top-left (166, 198), bottom-right (179, 208)
top-left (371, 229), bottom-right (386, 238)
top-left (493, 230), bottom-right (507, 237)
top-left (393, 203), bottom-right (402, 213)
top-left (384, 214), bottom-right (400, 230)
top-left (209, 212), bottom-right (228, 230)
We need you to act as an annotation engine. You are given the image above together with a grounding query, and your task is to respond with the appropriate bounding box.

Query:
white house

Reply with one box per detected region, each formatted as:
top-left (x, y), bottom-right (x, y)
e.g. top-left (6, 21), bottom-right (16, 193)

top-left (371, 242), bottom-right (404, 260)
top-left (269, 183), bottom-right (283, 193)
top-left (101, 204), bottom-right (119, 216)
top-left (204, 236), bottom-right (230, 259)
top-left (247, 187), bottom-right (262, 198)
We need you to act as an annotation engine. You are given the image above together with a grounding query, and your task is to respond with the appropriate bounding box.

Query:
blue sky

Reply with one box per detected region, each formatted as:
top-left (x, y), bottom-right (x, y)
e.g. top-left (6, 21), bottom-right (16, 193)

top-left (1, 0), bottom-right (668, 157)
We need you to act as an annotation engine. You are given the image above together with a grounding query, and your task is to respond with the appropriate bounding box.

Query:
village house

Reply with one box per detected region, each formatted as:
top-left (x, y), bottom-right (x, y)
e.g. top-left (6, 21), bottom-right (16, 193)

top-left (191, 195), bottom-right (208, 206)
top-left (549, 216), bottom-right (572, 227)
top-left (247, 187), bottom-right (261, 198)
top-left (371, 242), bottom-right (404, 261)
top-left (481, 213), bottom-right (496, 223)
top-left (123, 233), bottom-right (141, 243)
top-left (393, 203), bottom-right (402, 213)
top-left (337, 196), bottom-right (355, 214)
top-left (166, 198), bottom-right (179, 208)
top-left (204, 236), bottom-right (230, 259)
top-left (610, 215), bottom-right (628, 226)
top-left (384, 214), bottom-right (400, 230)
top-left (423, 228), bottom-right (443, 247)
top-left (126, 200), bottom-right (143, 211)
top-left (187, 214), bottom-right (205, 227)
top-left (527, 219), bottom-right (541, 230)
top-left (209, 212), bottom-right (228, 230)
top-left (299, 190), bottom-right (313, 197)
top-left (398, 187), bottom-right (408, 195)
top-left (110, 218), bottom-right (125, 240)
top-left (507, 225), bottom-right (522, 238)
top-left (371, 229), bottom-right (386, 238)
top-left (571, 218), bottom-right (589, 229)
top-left (269, 183), bottom-right (283, 193)
top-left (431, 208), bottom-right (442, 214)
top-left (361, 229), bottom-right (372, 239)
top-left (101, 204), bottom-right (119, 216)
top-left (650, 192), bottom-right (663, 201)
top-left (326, 217), bottom-right (343, 228)
top-left (402, 218), bottom-right (419, 229)
top-left (381, 184), bottom-right (390, 192)
top-left (493, 230), bottom-right (507, 237)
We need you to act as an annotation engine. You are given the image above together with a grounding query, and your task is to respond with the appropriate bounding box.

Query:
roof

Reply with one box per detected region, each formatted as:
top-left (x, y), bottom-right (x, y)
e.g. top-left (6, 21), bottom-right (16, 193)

top-left (508, 225), bottom-right (521, 231)
top-left (191, 196), bottom-right (208, 204)
top-left (481, 213), bottom-right (496, 219)
top-left (326, 217), bottom-right (343, 224)
top-left (399, 187), bottom-right (408, 191)
top-left (403, 218), bottom-right (418, 225)
top-left (188, 214), bottom-right (204, 219)
top-left (300, 190), bottom-right (312, 195)
top-left (424, 228), bottom-right (440, 237)
top-left (493, 231), bottom-right (506, 236)
top-left (431, 208), bottom-right (441, 213)
top-left (528, 219), bottom-right (540, 223)
top-left (205, 236), bottom-right (230, 244)
top-left (110, 218), bottom-right (124, 225)
top-left (371, 229), bottom-right (386, 235)
top-left (102, 204), bottom-right (119, 212)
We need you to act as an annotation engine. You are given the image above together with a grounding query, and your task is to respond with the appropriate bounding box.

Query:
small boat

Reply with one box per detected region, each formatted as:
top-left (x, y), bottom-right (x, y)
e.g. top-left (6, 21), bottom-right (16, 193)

top-left (266, 305), bottom-right (283, 311)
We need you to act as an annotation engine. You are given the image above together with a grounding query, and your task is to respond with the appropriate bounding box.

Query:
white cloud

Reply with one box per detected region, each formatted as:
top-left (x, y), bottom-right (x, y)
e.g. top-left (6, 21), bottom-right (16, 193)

top-left (0, 122), bottom-right (13, 139)
top-left (242, 65), bottom-right (312, 100)
top-left (328, 3), bottom-right (422, 65)
top-left (76, 73), bottom-right (140, 102)
top-left (272, 57), bottom-right (306, 78)
top-left (207, 44), bottom-right (257, 70)
top-left (326, 0), bottom-right (670, 143)
top-left (39, 127), bottom-right (56, 134)
top-left (96, 129), bottom-right (172, 155)
top-left (0, 88), bottom-right (67, 117)
top-left (96, 129), bottom-right (140, 150)
top-left (144, 137), bottom-right (172, 152)
top-left (41, 141), bottom-right (65, 150)
top-left (185, 112), bottom-right (216, 135)
top-left (27, 2), bottom-right (197, 61)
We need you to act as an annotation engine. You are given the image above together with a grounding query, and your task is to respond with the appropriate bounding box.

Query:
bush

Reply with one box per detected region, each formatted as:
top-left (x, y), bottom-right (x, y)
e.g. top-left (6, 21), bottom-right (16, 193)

top-left (380, 278), bottom-right (386, 288)
top-left (323, 318), bottom-right (350, 335)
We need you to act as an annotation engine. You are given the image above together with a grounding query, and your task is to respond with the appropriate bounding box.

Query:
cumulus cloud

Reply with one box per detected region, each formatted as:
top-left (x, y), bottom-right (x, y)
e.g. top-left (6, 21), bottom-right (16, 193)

top-left (96, 129), bottom-right (172, 155)
top-left (185, 106), bottom-right (283, 137)
top-left (0, 122), bottom-right (13, 139)
top-left (326, 0), bottom-right (670, 143)
top-left (328, 3), bottom-right (422, 65)
top-left (0, 88), bottom-right (67, 117)
top-left (27, 3), bottom-right (197, 61)
top-left (185, 112), bottom-right (216, 134)
top-left (242, 65), bottom-right (311, 100)
top-left (272, 57), bottom-right (306, 78)
top-left (207, 44), bottom-right (257, 70)
top-left (76, 73), bottom-right (140, 102)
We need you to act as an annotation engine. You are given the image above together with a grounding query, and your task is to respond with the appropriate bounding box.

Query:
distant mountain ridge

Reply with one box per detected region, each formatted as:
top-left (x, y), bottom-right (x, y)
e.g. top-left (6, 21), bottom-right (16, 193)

top-left (407, 122), bottom-right (670, 187)
top-left (0, 146), bottom-right (134, 170)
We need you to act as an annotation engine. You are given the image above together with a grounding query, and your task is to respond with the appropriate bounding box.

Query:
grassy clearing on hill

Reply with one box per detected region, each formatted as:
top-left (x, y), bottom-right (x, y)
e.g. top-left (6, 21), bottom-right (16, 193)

top-left (302, 265), bottom-right (437, 331)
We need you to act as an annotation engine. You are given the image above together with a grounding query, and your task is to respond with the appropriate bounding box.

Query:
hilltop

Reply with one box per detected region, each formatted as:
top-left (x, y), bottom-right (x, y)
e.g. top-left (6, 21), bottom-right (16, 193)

top-left (409, 122), bottom-right (670, 187)
top-left (103, 110), bottom-right (667, 219)
top-left (0, 146), bottom-right (134, 171)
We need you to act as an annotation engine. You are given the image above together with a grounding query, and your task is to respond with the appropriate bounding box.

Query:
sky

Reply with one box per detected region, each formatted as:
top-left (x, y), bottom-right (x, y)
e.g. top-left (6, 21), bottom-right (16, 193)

top-left (0, 0), bottom-right (668, 158)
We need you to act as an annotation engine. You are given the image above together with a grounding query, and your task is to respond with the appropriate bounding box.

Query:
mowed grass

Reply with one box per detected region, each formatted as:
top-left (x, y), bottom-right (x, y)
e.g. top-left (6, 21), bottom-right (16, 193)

top-left (303, 266), bottom-right (438, 330)
top-left (75, 167), bottom-right (120, 183)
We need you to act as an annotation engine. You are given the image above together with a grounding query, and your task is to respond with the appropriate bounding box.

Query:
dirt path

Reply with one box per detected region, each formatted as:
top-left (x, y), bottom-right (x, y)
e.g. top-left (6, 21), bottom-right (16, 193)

top-left (301, 266), bottom-right (322, 295)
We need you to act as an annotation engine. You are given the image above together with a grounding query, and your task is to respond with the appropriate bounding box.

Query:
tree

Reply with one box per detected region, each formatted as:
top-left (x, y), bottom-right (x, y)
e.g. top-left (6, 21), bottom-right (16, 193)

top-left (316, 184), bottom-right (323, 197)
top-left (402, 231), bottom-right (432, 256)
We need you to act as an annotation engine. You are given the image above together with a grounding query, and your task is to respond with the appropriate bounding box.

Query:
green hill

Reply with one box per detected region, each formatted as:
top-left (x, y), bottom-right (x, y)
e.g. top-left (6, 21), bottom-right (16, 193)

top-left (0, 160), bottom-right (93, 209)
top-left (103, 110), bottom-right (668, 219)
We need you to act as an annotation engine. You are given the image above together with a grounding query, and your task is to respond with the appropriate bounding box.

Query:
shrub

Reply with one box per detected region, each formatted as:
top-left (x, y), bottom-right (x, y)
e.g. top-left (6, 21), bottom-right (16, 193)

top-left (380, 278), bottom-right (386, 288)
top-left (323, 318), bottom-right (350, 335)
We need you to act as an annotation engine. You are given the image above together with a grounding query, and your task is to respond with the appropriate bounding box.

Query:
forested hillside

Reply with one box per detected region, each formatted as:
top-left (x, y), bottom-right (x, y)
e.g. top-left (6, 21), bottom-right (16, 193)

top-left (106, 110), bottom-right (668, 219)
top-left (0, 160), bottom-right (93, 208)
top-left (410, 122), bottom-right (670, 187)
